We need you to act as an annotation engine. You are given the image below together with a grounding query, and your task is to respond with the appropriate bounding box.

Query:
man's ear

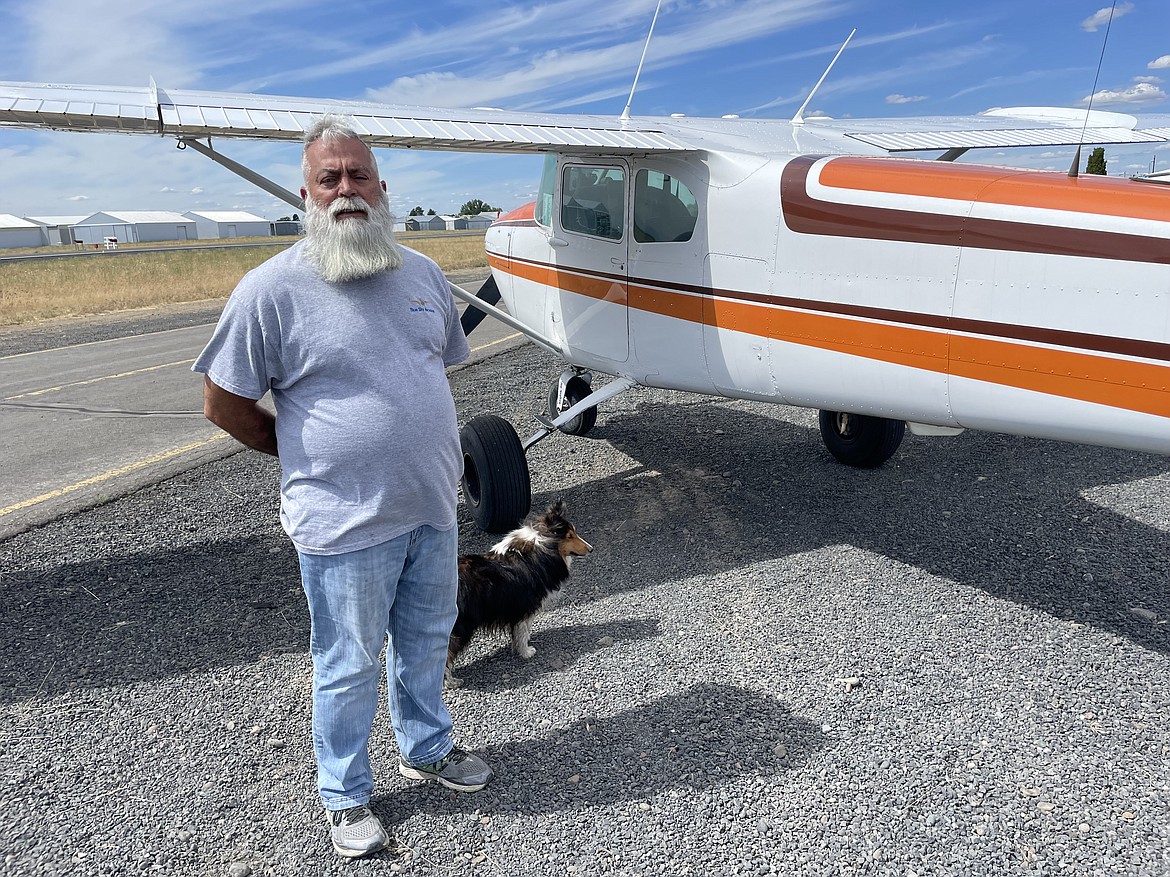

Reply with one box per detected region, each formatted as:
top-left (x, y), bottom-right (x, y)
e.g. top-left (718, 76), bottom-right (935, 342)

top-left (300, 187), bottom-right (308, 200)
top-left (381, 181), bottom-right (387, 192)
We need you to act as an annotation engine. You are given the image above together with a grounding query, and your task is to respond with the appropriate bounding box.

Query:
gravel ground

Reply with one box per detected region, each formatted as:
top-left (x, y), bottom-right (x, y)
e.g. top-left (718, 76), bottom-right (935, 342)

top-left (1, 312), bottom-right (1168, 876)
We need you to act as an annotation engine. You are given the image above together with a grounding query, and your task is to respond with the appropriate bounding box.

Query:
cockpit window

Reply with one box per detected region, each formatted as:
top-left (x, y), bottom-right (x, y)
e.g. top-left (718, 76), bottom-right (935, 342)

top-left (633, 170), bottom-right (697, 243)
top-left (560, 165), bottom-right (625, 240)
top-left (535, 154), bottom-right (557, 228)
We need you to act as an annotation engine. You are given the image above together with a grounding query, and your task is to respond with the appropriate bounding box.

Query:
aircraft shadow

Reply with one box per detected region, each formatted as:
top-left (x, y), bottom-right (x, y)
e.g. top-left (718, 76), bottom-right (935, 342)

top-left (515, 398), bottom-right (1170, 655)
top-left (373, 681), bottom-right (820, 818)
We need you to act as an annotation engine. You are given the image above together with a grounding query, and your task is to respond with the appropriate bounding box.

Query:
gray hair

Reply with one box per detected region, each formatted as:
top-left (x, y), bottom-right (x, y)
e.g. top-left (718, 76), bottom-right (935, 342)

top-left (301, 113), bottom-right (377, 183)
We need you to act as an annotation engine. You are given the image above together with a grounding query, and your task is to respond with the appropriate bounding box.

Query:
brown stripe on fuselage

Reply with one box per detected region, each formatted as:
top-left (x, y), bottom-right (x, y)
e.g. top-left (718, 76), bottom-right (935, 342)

top-left (781, 155), bottom-right (1170, 265)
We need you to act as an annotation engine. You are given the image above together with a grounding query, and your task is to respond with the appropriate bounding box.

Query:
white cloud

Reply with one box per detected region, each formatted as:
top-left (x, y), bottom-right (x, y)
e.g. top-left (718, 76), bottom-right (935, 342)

top-left (1081, 2), bottom-right (1134, 32)
top-left (357, 0), bottom-right (849, 111)
top-left (66, 194), bottom-right (90, 201)
top-left (1150, 55), bottom-right (1170, 70)
top-left (886, 94), bottom-right (927, 104)
top-left (1082, 81), bottom-right (1168, 106)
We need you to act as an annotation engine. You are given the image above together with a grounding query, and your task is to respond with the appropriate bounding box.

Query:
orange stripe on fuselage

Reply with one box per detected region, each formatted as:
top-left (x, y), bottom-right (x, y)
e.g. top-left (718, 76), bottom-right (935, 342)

top-left (491, 259), bottom-right (1170, 418)
top-left (496, 202), bottom-right (536, 223)
top-left (702, 295), bottom-right (1170, 417)
top-left (818, 157), bottom-right (1170, 223)
top-left (492, 254), bottom-right (627, 305)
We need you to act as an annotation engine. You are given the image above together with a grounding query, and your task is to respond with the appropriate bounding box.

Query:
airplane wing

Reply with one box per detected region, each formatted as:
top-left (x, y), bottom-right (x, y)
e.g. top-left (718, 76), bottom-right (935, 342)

top-left (0, 81), bottom-right (691, 154)
top-left (823, 107), bottom-right (1170, 152)
top-left (1, 80), bottom-right (1168, 156)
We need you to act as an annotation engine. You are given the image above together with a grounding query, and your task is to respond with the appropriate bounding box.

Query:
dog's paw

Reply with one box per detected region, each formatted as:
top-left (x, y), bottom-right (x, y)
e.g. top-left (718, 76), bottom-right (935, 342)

top-left (445, 673), bottom-right (465, 689)
top-left (518, 645), bottom-right (536, 660)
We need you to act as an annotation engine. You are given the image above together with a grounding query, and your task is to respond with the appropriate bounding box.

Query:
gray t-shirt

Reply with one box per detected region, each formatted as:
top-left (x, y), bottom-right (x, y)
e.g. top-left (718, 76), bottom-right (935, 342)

top-left (193, 241), bottom-right (471, 555)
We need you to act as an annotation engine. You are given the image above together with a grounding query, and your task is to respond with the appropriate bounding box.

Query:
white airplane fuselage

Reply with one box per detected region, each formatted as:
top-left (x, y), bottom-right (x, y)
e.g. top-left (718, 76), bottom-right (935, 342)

top-left (486, 148), bottom-right (1170, 456)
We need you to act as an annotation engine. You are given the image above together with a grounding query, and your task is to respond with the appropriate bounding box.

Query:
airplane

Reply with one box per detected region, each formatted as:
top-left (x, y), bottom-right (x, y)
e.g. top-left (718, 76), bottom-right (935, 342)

top-left (2, 47), bottom-right (1169, 534)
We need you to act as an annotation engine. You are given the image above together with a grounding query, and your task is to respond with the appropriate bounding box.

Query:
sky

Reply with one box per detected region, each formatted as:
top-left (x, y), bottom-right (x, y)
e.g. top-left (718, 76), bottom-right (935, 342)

top-left (1, 0), bottom-right (1168, 221)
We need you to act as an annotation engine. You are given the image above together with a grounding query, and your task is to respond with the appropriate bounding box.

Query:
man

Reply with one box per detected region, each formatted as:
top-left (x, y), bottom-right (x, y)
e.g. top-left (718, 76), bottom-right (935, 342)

top-left (193, 115), bottom-right (492, 860)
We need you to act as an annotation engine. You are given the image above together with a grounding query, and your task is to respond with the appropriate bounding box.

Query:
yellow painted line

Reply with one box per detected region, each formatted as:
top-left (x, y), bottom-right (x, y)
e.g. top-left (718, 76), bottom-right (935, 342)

top-left (5, 359), bottom-right (196, 401)
top-left (0, 433), bottom-right (232, 518)
top-left (470, 332), bottom-right (522, 353)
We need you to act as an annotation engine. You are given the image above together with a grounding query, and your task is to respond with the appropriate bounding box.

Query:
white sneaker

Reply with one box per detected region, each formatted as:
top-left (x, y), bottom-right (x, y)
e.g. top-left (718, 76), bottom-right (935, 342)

top-left (325, 805), bottom-right (390, 858)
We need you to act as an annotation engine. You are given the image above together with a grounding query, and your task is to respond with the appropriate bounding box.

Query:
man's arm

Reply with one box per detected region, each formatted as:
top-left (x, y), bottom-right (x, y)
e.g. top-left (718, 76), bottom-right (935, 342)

top-left (202, 376), bottom-right (278, 457)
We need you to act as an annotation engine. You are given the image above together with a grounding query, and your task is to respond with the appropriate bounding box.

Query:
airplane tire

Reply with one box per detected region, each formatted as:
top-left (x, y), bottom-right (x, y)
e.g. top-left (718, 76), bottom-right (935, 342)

top-left (548, 375), bottom-right (598, 436)
top-left (460, 414), bottom-right (531, 533)
top-left (818, 410), bottom-right (905, 468)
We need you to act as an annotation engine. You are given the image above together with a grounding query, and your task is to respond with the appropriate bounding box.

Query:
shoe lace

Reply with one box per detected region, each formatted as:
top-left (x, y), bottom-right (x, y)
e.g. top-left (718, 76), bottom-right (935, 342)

top-left (435, 748), bottom-right (467, 771)
top-left (333, 805), bottom-right (371, 827)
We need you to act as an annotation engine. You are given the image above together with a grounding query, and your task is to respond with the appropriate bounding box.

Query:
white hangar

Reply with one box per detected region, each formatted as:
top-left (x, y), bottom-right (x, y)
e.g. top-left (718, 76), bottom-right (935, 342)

top-left (0, 214), bottom-right (47, 249)
top-left (71, 211), bottom-right (198, 245)
top-left (182, 211), bottom-right (271, 240)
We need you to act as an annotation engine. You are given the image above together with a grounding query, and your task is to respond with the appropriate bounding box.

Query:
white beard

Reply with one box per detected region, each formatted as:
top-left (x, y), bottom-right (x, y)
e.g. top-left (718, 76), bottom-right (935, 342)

top-left (303, 193), bottom-right (404, 282)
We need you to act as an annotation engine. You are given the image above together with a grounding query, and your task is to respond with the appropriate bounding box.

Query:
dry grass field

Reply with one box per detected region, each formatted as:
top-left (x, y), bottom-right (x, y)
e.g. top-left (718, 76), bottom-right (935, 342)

top-left (0, 233), bottom-right (488, 327)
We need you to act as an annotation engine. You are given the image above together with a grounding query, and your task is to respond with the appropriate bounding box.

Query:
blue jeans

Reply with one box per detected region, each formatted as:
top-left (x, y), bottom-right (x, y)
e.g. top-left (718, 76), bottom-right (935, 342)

top-left (298, 525), bottom-right (458, 809)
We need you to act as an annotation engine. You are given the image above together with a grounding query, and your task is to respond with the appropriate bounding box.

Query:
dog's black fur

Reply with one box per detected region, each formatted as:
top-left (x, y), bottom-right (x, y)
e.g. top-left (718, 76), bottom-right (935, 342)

top-left (447, 501), bottom-right (591, 685)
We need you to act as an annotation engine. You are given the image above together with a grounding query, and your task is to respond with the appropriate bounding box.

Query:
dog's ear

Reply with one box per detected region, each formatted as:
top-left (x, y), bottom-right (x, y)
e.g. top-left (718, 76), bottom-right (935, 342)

top-left (538, 500), bottom-right (570, 537)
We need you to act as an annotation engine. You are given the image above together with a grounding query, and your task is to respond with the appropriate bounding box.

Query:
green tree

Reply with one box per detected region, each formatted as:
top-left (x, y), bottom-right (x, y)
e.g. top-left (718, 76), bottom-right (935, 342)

top-left (427, 209), bottom-right (437, 215)
top-left (1086, 147), bottom-right (1107, 175)
top-left (408, 206), bottom-right (425, 216)
top-left (459, 198), bottom-right (498, 216)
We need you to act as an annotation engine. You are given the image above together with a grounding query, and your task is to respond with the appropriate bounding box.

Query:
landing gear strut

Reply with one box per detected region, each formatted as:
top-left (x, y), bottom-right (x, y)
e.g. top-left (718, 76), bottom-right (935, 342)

top-left (547, 372), bottom-right (598, 436)
top-left (460, 374), bottom-right (637, 533)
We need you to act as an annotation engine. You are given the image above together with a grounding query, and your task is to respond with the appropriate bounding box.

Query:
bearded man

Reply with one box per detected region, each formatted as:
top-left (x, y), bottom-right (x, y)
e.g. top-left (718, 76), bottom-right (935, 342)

top-left (193, 115), bottom-right (491, 860)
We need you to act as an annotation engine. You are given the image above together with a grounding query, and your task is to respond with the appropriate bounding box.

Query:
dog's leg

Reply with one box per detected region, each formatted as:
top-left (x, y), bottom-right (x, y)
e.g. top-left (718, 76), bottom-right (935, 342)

top-left (445, 640), bottom-right (464, 689)
top-left (511, 620), bottom-right (536, 659)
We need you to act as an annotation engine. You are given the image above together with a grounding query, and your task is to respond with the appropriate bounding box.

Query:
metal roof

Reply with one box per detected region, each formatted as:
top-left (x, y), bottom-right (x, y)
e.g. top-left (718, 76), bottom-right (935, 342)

top-left (77, 210), bottom-right (193, 224)
top-left (0, 214), bottom-right (40, 229)
top-left (183, 211), bottom-right (268, 222)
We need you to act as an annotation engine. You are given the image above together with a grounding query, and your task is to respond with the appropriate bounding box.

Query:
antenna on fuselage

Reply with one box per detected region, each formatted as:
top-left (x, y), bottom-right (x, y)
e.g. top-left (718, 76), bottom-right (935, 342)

top-left (620, 0), bottom-right (663, 121)
top-left (792, 29), bottom-right (856, 126)
top-left (1069, 0), bottom-right (1119, 178)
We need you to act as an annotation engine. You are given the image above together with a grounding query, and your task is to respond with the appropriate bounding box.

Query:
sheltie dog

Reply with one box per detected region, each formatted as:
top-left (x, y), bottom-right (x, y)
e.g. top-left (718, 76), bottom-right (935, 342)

top-left (447, 501), bottom-right (592, 686)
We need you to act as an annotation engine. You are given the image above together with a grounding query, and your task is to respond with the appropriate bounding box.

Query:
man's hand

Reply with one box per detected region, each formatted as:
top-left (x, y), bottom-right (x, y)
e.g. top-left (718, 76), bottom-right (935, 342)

top-left (202, 376), bottom-right (278, 457)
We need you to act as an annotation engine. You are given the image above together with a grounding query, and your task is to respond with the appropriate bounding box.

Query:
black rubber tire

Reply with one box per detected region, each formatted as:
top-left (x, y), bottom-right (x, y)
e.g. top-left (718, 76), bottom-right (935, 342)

top-left (818, 410), bottom-right (905, 468)
top-left (547, 375), bottom-right (598, 436)
top-left (460, 414), bottom-right (531, 533)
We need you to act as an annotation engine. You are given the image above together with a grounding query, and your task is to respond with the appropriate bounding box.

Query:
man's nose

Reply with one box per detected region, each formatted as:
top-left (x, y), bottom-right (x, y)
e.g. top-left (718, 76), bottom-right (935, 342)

top-left (337, 174), bottom-right (359, 197)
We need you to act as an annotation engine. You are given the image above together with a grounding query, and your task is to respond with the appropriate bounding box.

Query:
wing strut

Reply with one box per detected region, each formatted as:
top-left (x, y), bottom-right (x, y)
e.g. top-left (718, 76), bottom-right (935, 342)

top-left (447, 280), bottom-right (564, 357)
top-left (178, 137), bottom-right (305, 211)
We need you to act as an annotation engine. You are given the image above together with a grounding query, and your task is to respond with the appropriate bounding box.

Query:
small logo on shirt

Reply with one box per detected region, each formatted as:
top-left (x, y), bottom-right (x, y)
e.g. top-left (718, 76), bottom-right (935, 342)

top-left (409, 298), bottom-right (436, 314)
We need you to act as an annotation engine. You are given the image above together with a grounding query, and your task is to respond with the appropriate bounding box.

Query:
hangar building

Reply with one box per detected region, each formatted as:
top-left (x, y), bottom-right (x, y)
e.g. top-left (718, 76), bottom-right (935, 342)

top-left (182, 211), bottom-right (271, 240)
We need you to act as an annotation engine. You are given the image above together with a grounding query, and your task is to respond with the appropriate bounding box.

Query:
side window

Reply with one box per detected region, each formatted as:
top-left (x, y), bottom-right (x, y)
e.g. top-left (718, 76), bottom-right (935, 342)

top-left (560, 165), bottom-right (625, 240)
top-left (535, 153), bottom-right (557, 228)
top-left (633, 170), bottom-right (697, 243)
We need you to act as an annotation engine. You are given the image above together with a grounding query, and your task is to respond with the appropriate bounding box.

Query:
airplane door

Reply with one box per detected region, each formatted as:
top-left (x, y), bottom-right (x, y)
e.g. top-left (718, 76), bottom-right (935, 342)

top-left (627, 159), bottom-right (714, 394)
top-left (548, 161), bottom-right (629, 363)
